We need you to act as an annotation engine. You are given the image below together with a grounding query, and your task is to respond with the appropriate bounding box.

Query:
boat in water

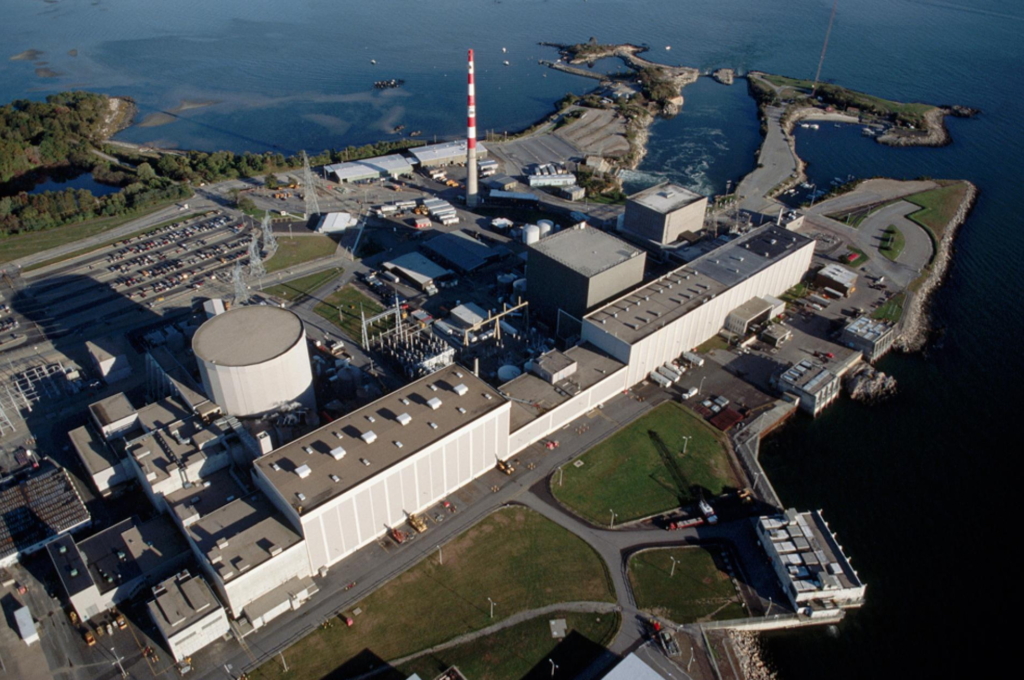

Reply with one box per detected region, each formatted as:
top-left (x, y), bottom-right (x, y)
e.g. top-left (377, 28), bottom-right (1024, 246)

top-left (393, 125), bottom-right (406, 134)
top-left (374, 78), bottom-right (404, 89)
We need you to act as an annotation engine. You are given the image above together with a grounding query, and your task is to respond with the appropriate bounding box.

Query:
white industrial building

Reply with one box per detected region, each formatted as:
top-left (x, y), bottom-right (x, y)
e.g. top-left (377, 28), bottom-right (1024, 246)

top-left (316, 212), bottom-right (358, 234)
top-left (755, 509), bottom-right (866, 613)
top-left (324, 155), bottom-right (414, 183)
top-left (408, 140), bottom-right (488, 167)
top-left (582, 226), bottom-right (816, 386)
top-left (772, 359), bottom-right (841, 417)
top-left (254, 367), bottom-right (510, 572)
top-left (69, 424), bottom-right (133, 496)
top-left (724, 295), bottom-right (786, 336)
top-left (193, 306), bottom-right (315, 417)
top-left (148, 571), bottom-right (230, 662)
top-left (621, 182), bottom-right (708, 245)
top-left (88, 393), bottom-right (138, 440)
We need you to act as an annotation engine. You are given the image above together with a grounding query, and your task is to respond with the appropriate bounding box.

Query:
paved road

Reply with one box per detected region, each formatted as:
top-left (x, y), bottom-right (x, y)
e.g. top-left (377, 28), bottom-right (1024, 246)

top-left (737, 105), bottom-right (796, 215)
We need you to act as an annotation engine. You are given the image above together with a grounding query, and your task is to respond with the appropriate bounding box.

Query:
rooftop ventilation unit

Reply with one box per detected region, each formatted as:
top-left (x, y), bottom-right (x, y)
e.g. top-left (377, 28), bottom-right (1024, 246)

top-left (395, 441), bottom-right (403, 448)
top-left (366, 415), bottom-right (376, 423)
top-left (400, 398), bottom-right (410, 405)
top-left (360, 458), bottom-right (371, 466)
top-left (427, 397), bottom-right (442, 410)
top-left (330, 474), bottom-right (340, 483)
top-left (329, 446), bottom-right (346, 460)
top-left (455, 371), bottom-right (464, 378)
top-left (296, 492), bottom-right (306, 502)
top-left (270, 545), bottom-right (283, 556)
top-left (333, 431), bottom-right (343, 439)
top-left (271, 463), bottom-right (282, 471)
top-left (295, 464), bottom-right (312, 479)
top-left (303, 446), bottom-right (314, 455)
top-left (484, 393), bottom-right (492, 400)
top-left (361, 431), bottom-right (377, 444)
top-left (396, 413), bottom-right (412, 426)
top-left (428, 422), bottom-right (439, 429)
top-left (453, 384), bottom-right (469, 396)
top-left (457, 407), bottom-right (467, 414)
top-left (216, 538), bottom-right (230, 549)
top-left (429, 384), bottom-right (438, 391)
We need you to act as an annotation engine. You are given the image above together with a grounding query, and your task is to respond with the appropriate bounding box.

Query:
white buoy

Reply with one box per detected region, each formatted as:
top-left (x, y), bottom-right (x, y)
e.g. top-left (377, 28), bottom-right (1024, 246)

top-left (502, 47), bottom-right (507, 53)
top-left (503, 60), bottom-right (510, 66)
top-left (665, 46), bottom-right (672, 51)
top-left (371, 59), bottom-right (377, 64)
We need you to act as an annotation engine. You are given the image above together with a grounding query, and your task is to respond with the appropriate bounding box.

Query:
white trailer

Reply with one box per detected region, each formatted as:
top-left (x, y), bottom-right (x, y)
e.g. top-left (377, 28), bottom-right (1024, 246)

top-left (649, 371), bottom-right (672, 388)
top-left (655, 366), bottom-right (678, 384)
top-left (682, 352), bottom-right (705, 367)
top-left (660, 363), bottom-right (682, 382)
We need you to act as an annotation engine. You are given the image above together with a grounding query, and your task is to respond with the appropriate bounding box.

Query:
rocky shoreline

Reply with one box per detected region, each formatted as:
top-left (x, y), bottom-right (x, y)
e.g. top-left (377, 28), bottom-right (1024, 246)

top-left (100, 95), bottom-right (137, 139)
top-left (895, 181), bottom-right (979, 351)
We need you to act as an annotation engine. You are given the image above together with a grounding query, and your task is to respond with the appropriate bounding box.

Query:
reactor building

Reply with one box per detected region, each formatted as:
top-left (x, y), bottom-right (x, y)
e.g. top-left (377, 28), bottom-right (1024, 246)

top-left (526, 224), bottom-right (646, 328)
top-left (192, 306), bottom-right (314, 417)
top-left (621, 181), bottom-right (708, 245)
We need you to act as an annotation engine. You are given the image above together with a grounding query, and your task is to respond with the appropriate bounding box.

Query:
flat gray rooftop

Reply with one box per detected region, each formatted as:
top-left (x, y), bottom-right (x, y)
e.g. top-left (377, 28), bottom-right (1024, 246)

top-left (529, 226), bottom-right (642, 278)
top-left (69, 425), bottom-right (120, 474)
top-left (192, 305), bottom-right (304, 367)
top-left (585, 226), bottom-right (813, 345)
top-left (408, 140), bottom-right (488, 164)
top-left (149, 572), bottom-right (221, 638)
top-left (758, 509), bottom-right (863, 594)
top-left (778, 359), bottom-right (836, 396)
top-left (256, 366), bottom-right (507, 513)
top-left (501, 344), bottom-right (625, 432)
top-left (325, 154), bottom-right (413, 180)
top-left (628, 181), bottom-right (704, 214)
top-left (187, 492), bottom-right (303, 583)
top-left (47, 535), bottom-right (92, 597)
top-left (89, 393), bottom-right (136, 427)
top-left (78, 515), bottom-right (189, 595)
top-left (844, 316), bottom-right (893, 342)
top-left (135, 397), bottom-right (194, 434)
top-left (818, 263), bottom-right (858, 287)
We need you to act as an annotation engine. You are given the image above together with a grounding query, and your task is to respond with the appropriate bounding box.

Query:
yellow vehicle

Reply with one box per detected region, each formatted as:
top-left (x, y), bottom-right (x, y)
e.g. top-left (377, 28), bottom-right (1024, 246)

top-left (496, 459), bottom-right (515, 475)
top-left (408, 513), bottom-right (428, 533)
top-left (84, 631), bottom-right (96, 646)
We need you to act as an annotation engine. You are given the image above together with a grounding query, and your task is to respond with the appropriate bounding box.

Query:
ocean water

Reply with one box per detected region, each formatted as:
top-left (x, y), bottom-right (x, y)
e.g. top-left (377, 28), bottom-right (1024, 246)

top-left (3, 1), bottom-right (1022, 677)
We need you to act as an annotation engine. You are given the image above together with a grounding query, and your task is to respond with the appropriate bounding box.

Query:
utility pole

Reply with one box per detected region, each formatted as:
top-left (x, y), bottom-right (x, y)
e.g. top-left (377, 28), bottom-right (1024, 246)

top-left (488, 597), bottom-right (496, 619)
top-left (670, 556), bottom-right (678, 578)
top-left (111, 647), bottom-right (128, 679)
top-left (437, 544), bottom-right (443, 565)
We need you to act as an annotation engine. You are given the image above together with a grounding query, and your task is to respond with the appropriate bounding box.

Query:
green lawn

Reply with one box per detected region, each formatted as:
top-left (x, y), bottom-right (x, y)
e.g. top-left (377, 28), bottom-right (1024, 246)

top-left (264, 268), bottom-right (343, 304)
top-left (313, 283), bottom-right (387, 340)
top-left (248, 507), bottom-right (615, 680)
top-left (780, 282), bottom-right (809, 304)
top-left (696, 336), bottom-right (730, 353)
top-left (0, 197), bottom-right (188, 266)
top-left (880, 225), bottom-right (905, 262)
top-left (265, 234), bottom-right (338, 273)
top-left (629, 547), bottom-right (747, 624)
top-left (399, 611), bottom-right (620, 680)
top-left (873, 292), bottom-right (906, 323)
top-left (552, 402), bottom-right (740, 525)
top-left (904, 182), bottom-right (969, 242)
top-left (845, 246), bottom-right (869, 267)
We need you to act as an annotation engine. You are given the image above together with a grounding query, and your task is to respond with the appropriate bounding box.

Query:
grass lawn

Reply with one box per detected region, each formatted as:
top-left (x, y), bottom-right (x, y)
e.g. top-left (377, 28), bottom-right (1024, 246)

top-left (904, 182), bottom-right (969, 242)
top-left (399, 611), bottom-right (620, 680)
top-left (629, 547), bottom-right (747, 624)
top-left (265, 234), bottom-right (337, 273)
top-left (552, 402), bottom-right (740, 525)
top-left (880, 225), bottom-right (905, 262)
top-left (696, 336), bottom-right (730, 353)
top-left (872, 292), bottom-right (906, 323)
top-left (264, 268), bottom-right (343, 304)
top-left (0, 197), bottom-right (187, 266)
top-left (313, 284), bottom-right (387, 340)
top-left (845, 246), bottom-right (869, 267)
top-left (248, 507), bottom-right (615, 680)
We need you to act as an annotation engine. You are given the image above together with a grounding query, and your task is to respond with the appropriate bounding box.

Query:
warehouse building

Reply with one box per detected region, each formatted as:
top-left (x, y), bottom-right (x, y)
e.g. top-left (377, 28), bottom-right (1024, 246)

top-left (772, 359), bottom-right (841, 417)
top-left (317, 212), bottom-right (358, 234)
top-left (582, 225), bottom-right (815, 386)
top-left (724, 295), bottom-right (786, 336)
top-left (421, 231), bottom-right (508, 273)
top-left (193, 306), bottom-right (315, 417)
top-left (382, 252), bottom-right (453, 294)
top-left (254, 367), bottom-right (511, 572)
top-left (148, 571), bottom-right (230, 662)
top-left (526, 224), bottom-right (646, 328)
top-left (755, 509), bottom-right (866, 613)
top-left (841, 316), bottom-right (896, 362)
top-left (408, 140), bottom-right (488, 167)
top-left (47, 515), bottom-right (189, 622)
top-left (621, 182), bottom-right (707, 245)
top-left (324, 155), bottom-right (413, 183)
top-left (814, 264), bottom-right (857, 297)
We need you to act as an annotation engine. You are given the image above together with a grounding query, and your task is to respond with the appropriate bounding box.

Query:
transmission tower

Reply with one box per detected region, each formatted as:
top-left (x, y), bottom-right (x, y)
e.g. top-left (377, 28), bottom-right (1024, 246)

top-left (248, 233), bottom-right (266, 282)
top-left (232, 263), bottom-right (249, 305)
top-left (261, 212), bottom-right (277, 253)
top-left (812, 0), bottom-right (839, 95)
top-left (301, 151), bottom-right (321, 219)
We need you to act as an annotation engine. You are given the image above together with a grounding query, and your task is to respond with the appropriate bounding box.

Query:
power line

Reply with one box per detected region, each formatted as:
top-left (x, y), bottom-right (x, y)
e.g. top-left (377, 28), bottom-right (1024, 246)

top-left (812, 0), bottom-right (839, 95)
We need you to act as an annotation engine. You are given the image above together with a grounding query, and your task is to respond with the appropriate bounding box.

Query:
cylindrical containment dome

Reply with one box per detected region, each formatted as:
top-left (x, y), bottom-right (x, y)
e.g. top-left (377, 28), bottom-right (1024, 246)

top-left (497, 365), bottom-right (522, 382)
top-left (523, 224), bottom-right (541, 244)
top-left (192, 306), bottom-right (315, 417)
top-left (537, 220), bottom-right (554, 238)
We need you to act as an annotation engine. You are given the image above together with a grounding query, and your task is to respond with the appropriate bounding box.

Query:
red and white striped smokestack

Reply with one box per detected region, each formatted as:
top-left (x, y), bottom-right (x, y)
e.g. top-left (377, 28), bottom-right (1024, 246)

top-left (466, 48), bottom-right (479, 208)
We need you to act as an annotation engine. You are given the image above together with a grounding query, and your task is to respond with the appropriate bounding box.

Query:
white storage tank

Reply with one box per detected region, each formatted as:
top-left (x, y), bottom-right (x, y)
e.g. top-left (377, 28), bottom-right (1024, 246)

top-left (522, 224), bottom-right (541, 244)
top-left (537, 220), bottom-right (555, 238)
top-left (192, 306), bottom-right (314, 417)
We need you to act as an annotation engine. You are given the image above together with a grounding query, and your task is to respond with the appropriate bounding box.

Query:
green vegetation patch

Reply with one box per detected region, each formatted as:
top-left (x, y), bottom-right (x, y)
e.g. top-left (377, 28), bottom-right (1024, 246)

top-left (845, 246), bottom-right (869, 267)
top-left (314, 283), bottom-right (385, 340)
top-left (758, 74), bottom-right (935, 126)
top-left (552, 402), bottom-right (739, 525)
top-left (880, 225), bottom-right (905, 262)
top-left (264, 268), bottom-right (343, 304)
top-left (629, 547), bottom-right (746, 624)
top-left (780, 282), bottom-right (809, 304)
top-left (696, 336), bottom-right (730, 353)
top-left (248, 507), bottom-right (614, 680)
top-left (872, 292), bottom-right (906, 323)
top-left (265, 234), bottom-right (337, 273)
top-left (0, 198), bottom-right (187, 266)
top-left (399, 611), bottom-right (620, 680)
top-left (904, 182), bottom-right (968, 243)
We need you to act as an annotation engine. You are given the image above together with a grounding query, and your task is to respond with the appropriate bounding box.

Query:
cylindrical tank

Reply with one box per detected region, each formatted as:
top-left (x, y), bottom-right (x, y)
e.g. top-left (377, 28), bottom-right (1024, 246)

top-left (497, 365), bottom-right (522, 382)
top-left (192, 306), bottom-right (314, 417)
top-left (537, 220), bottom-right (554, 238)
top-left (523, 224), bottom-right (540, 244)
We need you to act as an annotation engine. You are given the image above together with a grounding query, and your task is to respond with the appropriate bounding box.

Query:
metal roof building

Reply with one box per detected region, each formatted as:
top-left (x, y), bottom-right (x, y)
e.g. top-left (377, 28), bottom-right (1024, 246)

top-left (383, 252), bottom-right (453, 291)
top-left (408, 140), bottom-right (488, 167)
top-left (325, 154), bottom-right (413, 182)
top-left (421, 231), bottom-right (508, 272)
top-left (841, 316), bottom-right (896, 361)
top-left (193, 306), bottom-right (314, 417)
top-left (317, 212), bottom-right (357, 233)
top-left (0, 463), bottom-right (91, 567)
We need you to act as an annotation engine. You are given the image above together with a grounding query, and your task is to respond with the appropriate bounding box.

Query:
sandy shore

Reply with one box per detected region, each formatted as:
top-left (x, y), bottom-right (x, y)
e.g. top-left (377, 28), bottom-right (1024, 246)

top-left (137, 99), bottom-right (220, 128)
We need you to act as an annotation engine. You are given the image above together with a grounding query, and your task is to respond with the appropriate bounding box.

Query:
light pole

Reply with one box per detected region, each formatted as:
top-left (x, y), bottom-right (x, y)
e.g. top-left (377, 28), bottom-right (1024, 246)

top-left (765, 597), bottom-right (773, 618)
top-left (111, 646), bottom-right (127, 678)
top-left (681, 436), bottom-right (692, 456)
top-left (549, 659), bottom-right (558, 677)
top-left (698, 375), bottom-right (707, 395)
top-left (488, 597), bottom-right (496, 619)
top-left (688, 647), bottom-right (695, 672)
top-left (437, 544), bottom-right (443, 565)
top-left (609, 509), bottom-right (617, 528)
top-left (670, 556), bottom-right (678, 578)
top-left (558, 466), bottom-right (564, 487)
